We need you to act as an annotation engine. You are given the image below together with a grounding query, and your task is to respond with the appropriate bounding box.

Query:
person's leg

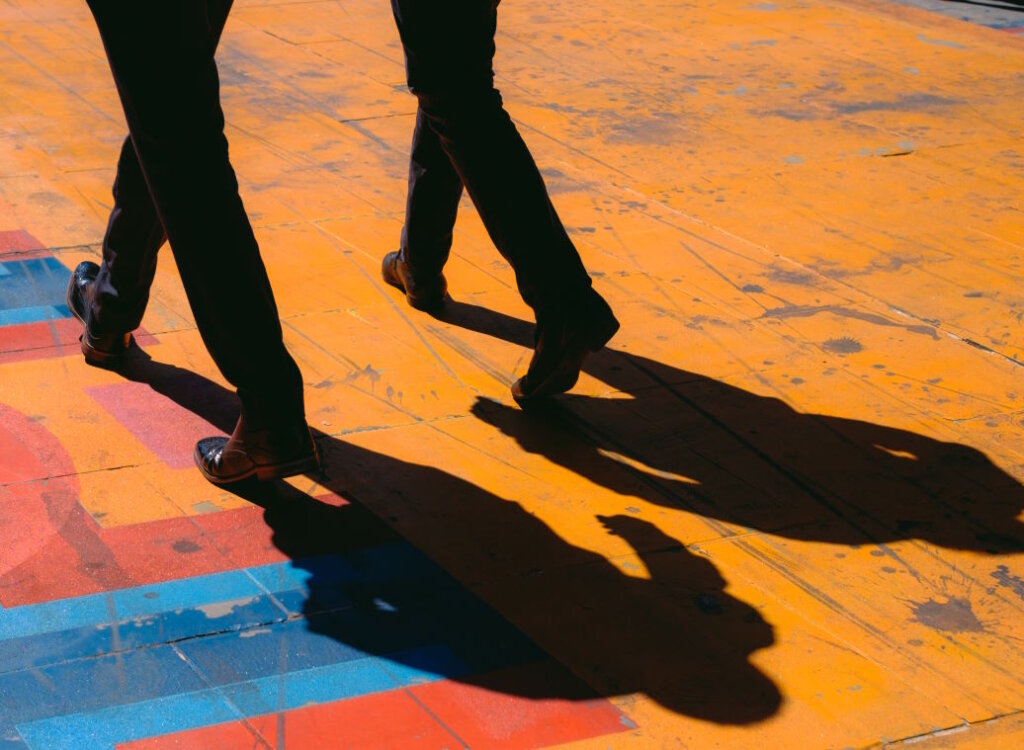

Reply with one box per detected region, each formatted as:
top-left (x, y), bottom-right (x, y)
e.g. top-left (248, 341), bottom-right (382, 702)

top-left (389, 0), bottom-right (617, 400)
top-left (382, 106), bottom-right (463, 309)
top-left (84, 0), bottom-right (315, 480)
top-left (88, 0), bottom-right (234, 337)
top-left (401, 106), bottom-right (464, 278)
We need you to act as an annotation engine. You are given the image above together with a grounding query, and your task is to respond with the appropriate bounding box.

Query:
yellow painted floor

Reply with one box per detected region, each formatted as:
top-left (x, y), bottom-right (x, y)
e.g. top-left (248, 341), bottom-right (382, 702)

top-left (1, 0), bottom-right (1023, 747)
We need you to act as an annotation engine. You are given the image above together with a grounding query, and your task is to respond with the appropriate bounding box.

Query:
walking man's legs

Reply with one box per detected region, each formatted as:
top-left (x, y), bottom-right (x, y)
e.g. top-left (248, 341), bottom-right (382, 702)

top-left (383, 0), bottom-right (618, 403)
top-left (74, 0), bottom-right (317, 482)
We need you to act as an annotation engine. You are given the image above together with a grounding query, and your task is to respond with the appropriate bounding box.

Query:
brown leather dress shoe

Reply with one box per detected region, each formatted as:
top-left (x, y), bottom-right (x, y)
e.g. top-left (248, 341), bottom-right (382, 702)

top-left (381, 250), bottom-right (447, 311)
top-left (194, 417), bottom-right (320, 484)
top-left (66, 261), bottom-right (132, 365)
top-left (511, 288), bottom-right (619, 406)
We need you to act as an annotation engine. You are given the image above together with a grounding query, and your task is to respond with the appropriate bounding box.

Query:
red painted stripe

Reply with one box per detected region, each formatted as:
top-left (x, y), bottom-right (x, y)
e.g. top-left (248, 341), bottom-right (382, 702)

top-left (0, 488), bottom-right (400, 607)
top-left (0, 318), bottom-right (157, 364)
top-left (410, 660), bottom-right (632, 749)
top-left (116, 665), bottom-right (630, 750)
top-left (0, 318), bottom-right (81, 363)
top-left (118, 687), bottom-right (460, 750)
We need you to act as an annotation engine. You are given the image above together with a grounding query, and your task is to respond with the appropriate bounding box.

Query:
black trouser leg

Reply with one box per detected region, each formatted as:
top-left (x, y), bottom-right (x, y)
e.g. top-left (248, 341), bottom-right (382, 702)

top-left (91, 0), bottom-right (233, 335)
top-left (86, 0), bottom-right (304, 427)
top-left (392, 0), bottom-right (592, 319)
top-left (398, 106), bottom-right (463, 279)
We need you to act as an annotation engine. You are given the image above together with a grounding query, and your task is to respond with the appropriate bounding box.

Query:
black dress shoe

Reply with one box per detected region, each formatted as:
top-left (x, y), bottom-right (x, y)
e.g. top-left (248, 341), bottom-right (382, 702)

top-left (66, 261), bottom-right (132, 365)
top-left (194, 417), bottom-right (320, 484)
top-left (511, 288), bottom-right (619, 406)
top-left (381, 250), bottom-right (447, 311)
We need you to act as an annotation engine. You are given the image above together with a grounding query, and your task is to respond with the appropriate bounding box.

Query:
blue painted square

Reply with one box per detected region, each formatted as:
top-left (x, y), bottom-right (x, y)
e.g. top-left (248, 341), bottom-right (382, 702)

top-left (0, 257), bottom-right (73, 327)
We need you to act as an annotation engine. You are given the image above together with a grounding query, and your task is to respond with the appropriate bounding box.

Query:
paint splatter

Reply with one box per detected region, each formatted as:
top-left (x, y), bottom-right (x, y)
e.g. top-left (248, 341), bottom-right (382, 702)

top-left (911, 597), bottom-right (984, 633)
top-left (823, 337), bottom-right (863, 354)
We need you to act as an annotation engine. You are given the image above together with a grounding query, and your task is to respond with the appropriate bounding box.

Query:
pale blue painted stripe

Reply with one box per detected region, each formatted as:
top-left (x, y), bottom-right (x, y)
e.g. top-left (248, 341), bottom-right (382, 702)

top-left (15, 656), bottom-right (415, 750)
top-left (0, 567), bottom-right (282, 641)
top-left (0, 305), bottom-right (69, 326)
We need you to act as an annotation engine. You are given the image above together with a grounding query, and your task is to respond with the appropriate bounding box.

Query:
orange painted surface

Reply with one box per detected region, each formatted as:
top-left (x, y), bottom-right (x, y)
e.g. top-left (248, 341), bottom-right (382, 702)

top-left (1, 0), bottom-right (1023, 747)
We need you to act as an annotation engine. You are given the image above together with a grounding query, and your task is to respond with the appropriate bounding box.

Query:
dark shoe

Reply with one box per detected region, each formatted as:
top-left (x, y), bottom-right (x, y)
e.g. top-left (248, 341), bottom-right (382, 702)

top-left (511, 289), bottom-right (619, 406)
top-left (66, 261), bottom-right (132, 365)
top-left (381, 250), bottom-right (447, 311)
top-left (194, 417), bottom-right (320, 485)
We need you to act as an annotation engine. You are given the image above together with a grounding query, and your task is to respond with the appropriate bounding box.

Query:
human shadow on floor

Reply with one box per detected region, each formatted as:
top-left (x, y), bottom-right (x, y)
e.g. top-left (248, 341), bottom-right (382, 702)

top-left (430, 301), bottom-right (1024, 555)
top-left (112, 349), bottom-right (783, 725)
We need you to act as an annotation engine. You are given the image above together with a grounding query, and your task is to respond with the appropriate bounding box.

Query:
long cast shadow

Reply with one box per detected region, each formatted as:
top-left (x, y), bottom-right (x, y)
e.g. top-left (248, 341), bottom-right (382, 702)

top-left (112, 349), bottom-right (783, 725)
top-left (430, 301), bottom-right (1024, 555)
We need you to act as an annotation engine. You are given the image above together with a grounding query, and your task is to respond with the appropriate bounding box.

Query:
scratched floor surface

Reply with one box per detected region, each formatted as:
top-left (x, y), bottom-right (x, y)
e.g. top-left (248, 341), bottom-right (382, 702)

top-left (1, 0), bottom-right (1023, 748)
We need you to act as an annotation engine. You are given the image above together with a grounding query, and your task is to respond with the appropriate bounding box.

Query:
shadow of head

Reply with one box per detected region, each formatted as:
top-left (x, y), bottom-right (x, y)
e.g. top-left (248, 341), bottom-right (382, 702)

top-left (109, 347), bottom-right (783, 725)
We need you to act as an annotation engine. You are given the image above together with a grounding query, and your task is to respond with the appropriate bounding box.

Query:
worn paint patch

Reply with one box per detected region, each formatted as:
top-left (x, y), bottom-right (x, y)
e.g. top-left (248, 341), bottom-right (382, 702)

top-left (991, 565), bottom-right (1024, 602)
top-left (911, 597), bottom-right (984, 633)
top-left (917, 33), bottom-right (968, 49)
top-left (194, 597), bottom-right (261, 620)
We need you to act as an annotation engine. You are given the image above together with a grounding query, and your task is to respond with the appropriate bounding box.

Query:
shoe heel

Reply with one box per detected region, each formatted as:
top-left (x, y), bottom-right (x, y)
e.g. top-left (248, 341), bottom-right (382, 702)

top-left (587, 315), bottom-right (620, 352)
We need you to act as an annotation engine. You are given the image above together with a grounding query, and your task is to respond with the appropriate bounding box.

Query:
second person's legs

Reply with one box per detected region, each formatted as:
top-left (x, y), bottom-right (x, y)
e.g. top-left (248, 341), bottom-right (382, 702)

top-left (388, 0), bottom-right (618, 400)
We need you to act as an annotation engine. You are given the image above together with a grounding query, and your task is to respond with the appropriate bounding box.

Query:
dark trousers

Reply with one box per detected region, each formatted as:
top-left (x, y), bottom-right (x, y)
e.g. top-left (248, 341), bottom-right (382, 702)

top-left (390, 0), bottom-right (593, 320)
top-left (85, 0), bottom-right (304, 427)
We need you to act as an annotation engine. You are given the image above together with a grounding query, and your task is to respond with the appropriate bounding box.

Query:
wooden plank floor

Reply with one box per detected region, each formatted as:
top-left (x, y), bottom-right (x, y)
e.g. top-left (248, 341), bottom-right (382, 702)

top-left (1, 0), bottom-right (1022, 747)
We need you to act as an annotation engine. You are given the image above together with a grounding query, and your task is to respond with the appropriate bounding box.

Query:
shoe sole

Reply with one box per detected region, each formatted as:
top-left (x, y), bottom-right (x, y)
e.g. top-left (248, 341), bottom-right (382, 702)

top-left (65, 280), bottom-right (130, 367)
top-left (194, 448), bottom-right (321, 485)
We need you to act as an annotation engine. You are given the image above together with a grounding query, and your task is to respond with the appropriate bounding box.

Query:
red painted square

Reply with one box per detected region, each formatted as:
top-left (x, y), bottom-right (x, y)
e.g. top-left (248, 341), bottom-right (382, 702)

top-left (0, 229), bottom-right (47, 259)
top-left (118, 686), bottom-right (460, 750)
top-left (410, 660), bottom-right (633, 749)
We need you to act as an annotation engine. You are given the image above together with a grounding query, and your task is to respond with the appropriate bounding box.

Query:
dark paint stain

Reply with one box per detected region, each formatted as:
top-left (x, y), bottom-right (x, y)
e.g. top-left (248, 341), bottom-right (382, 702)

top-left (963, 291), bottom-right (984, 298)
top-left (767, 267), bottom-right (816, 286)
top-left (761, 108), bottom-right (818, 122)
top-left (911, 597), bottom-right (984, 633)
top-left (761, 305), bottom-right (939, 339)
top-left (991, 565), bottom-right (1024, 602)
top-left (831, 93), bottom-right (959, 115)
top-left (823, 337), bottom-right (863, 355)
top-left (742, 284), bottom-right (765, 293)
top-left (173, 540), bottom-right (202, 554)
top-left (606, 113), bottom-right (685, 146)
